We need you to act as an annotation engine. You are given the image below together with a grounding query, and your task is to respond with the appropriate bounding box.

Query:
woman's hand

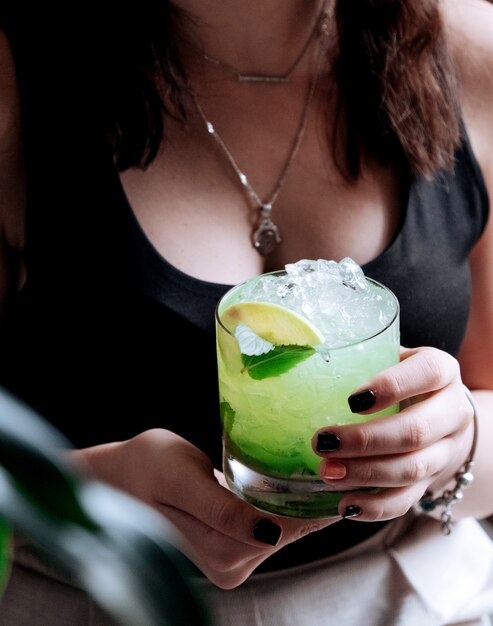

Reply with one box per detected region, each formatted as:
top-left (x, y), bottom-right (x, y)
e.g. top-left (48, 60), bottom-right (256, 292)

top-left (312, 346), bottom-right (475, 522)
top-left (76, 430), bottom-right (337, 589)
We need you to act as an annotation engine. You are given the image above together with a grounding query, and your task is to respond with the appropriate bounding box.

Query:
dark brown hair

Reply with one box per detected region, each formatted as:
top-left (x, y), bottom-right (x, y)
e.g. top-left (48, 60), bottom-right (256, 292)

top-left (98, 2), bottom-right (191, 171)
top-left (333, 0), bottom-right (460, 179)
top-left (106, 0), bottom-right (461, 179)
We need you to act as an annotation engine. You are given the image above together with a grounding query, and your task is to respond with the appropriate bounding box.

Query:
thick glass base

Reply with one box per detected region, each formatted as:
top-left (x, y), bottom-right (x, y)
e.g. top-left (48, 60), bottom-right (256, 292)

top-left (223, 454), bottom-right (346, 519)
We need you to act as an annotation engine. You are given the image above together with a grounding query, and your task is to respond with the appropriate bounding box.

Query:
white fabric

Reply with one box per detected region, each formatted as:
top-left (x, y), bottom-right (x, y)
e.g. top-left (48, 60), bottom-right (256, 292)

top-left (390, 516), bottom-right (493, 623)
top-left (198, 513), bottom-right (493, 626)
top-left (2, 513), bottom-right (493, 625)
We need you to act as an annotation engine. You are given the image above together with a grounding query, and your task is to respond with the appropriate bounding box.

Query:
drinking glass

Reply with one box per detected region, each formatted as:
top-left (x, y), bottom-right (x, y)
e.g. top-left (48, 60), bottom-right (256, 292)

top-left (215, 262), bottom-right (400, 518)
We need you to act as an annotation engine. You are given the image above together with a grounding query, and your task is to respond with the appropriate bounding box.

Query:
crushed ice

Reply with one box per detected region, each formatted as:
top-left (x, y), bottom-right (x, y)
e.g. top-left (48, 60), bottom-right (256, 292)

top-left (236, 258), bottom-right (397, 349)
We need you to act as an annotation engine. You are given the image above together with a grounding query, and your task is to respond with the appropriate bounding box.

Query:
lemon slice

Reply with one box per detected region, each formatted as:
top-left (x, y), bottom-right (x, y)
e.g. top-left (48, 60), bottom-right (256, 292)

top-left (221, 301), bottom-right (324, 346)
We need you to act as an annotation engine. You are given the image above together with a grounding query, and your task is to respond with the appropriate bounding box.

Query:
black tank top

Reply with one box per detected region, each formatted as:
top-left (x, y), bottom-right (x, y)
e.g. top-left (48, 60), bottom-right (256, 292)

top-left (1, 12), bottom-right (489, 572)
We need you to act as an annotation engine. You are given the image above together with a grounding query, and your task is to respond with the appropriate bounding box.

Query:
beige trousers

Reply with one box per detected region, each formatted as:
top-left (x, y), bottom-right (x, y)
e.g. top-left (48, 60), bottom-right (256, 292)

top-left (198, 514), bottom-right (493, 626)
top-left (0, 544), bottom-right (117, 625)
top-left (1, 513), bottom-right (493, 625)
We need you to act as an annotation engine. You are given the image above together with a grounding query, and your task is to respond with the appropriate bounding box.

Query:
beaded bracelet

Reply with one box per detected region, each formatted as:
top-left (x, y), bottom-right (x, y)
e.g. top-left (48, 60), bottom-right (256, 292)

top-left (417, 385), bottom-right (478, 535)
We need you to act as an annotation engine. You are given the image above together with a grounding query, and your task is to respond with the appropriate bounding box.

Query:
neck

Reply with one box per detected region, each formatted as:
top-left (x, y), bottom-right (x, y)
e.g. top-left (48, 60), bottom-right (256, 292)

top-left (176, 0), bottom-right (327, 75)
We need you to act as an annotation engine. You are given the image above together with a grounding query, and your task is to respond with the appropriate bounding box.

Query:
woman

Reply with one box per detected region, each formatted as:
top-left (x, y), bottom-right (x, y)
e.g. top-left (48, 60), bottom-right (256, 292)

top-left (0, 0), bottom-right (493, 623)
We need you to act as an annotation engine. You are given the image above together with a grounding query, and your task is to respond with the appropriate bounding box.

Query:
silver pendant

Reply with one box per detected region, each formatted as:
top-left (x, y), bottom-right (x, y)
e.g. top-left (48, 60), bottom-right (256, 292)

top-left (252, 205), bottom-right (282, 256)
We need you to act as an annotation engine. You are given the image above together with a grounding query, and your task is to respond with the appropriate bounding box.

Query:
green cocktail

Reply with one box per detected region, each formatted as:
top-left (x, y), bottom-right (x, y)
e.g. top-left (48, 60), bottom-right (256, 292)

top-left (216, 258), bottom-right (400, 518)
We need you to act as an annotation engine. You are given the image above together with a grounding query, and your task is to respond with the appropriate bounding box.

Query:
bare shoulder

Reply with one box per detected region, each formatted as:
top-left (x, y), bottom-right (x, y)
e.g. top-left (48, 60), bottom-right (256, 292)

top-left (441, 3), bottom-right (493, 387)
top-left (0, 27), bottom-right (24, 253)
top-left (442, 0), bottom-right (493, 192)
top-left (443, 0), bottom-right (493, 109)
top-left (443, 0), bottom-right (493, 73)
top-left (442, 2), bottom-right (493, 132)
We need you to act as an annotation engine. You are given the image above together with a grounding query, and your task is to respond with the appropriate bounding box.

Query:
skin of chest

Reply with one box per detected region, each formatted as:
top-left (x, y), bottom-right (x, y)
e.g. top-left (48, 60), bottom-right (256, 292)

top-left (120, 83), bottom-right (403, 285)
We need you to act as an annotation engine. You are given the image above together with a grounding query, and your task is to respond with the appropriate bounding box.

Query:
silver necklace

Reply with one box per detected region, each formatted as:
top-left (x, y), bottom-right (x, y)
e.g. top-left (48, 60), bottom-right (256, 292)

top-left (194, 44), bottom-right (324, 256)
top-left (201, 1), bottom-right (330, 84)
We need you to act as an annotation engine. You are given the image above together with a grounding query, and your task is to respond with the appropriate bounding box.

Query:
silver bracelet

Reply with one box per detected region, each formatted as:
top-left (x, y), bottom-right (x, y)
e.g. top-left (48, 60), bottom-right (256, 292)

top-left (417, 385), bottom-right (478, 535)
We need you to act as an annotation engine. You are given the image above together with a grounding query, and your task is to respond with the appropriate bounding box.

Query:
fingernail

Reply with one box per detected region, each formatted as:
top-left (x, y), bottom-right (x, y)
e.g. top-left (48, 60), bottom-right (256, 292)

top-left (342, 505), bottom-right (362, 518)
top-left (348, 389), bottom-right (376, 413)
top-left (316, 432), bottom-right (341, 452)
top-left (253, 519), bottom-right (282, 546)
top-left (322, 460), bottom-right (347, 480)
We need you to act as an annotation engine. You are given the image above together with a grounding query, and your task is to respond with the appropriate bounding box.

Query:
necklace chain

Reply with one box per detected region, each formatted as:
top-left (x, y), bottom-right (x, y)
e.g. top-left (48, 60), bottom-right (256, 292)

top-left (194, 42), bottom-right (324, 256)
top-left (200, 1), bottom-right (330, 84)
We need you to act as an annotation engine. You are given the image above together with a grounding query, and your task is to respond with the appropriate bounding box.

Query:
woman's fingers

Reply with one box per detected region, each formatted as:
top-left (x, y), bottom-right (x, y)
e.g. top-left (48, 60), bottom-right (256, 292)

top-left (163, 455), bottom-right (332, 548)
top-left (313, 389), bottom-right (471, 458)
top-left (117, 429), bottom-right (340, 588)
top-left (157, 464), bottom-right (337, 588)
top-left (313, 377), bottom-right (472, 460)
top-left (159, 492), bottom-right (335, 588)
top-left (157, 503), bottom-right (273, 589)
top-left (308, 346), bottom-right (477, 525)
top-left (349, 346), bottom-right (461, 413)
top-left (319, 436), bottom-right (460, 488)
top-left (127, 430), bottom-right (334, 550)
top-left (337, 481), bottom-right (430, 522)
top-left (159, 500), bottom-right (333, 589)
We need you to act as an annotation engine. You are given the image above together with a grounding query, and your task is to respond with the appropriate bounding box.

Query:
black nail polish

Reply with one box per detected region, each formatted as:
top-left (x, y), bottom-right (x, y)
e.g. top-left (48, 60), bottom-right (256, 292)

top-left (316, 432), bottom-right (341, 452)
top-left (342, 505), bottom-right (362, 518)
top-left (253, 519), bottom-right (282, 546)
top-left (348, 389), bottom-right (376, 413)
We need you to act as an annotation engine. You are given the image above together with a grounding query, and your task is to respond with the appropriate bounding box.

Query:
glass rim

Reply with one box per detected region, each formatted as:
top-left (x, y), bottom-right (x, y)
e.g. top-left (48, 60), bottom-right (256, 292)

top-left (215, 270), bottom-right (400, 351)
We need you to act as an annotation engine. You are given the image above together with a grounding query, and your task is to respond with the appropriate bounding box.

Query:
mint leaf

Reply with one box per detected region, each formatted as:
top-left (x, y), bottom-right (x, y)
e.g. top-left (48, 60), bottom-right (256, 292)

top-left (241, 345), bottom-right (315, 380)
top-left (220, 401), bottom-right (236, 430)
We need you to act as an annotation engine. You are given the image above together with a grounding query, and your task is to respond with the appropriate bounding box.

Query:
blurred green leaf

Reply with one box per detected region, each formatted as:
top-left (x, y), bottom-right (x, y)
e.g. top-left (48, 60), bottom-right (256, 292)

top-left (0, 389), bottom-right (210, 625)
